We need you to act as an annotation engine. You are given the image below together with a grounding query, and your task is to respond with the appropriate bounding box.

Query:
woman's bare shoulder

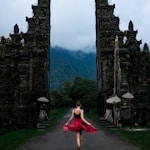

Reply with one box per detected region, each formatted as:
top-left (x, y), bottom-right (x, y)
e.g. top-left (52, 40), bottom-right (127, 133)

top-left (80, 109), bottom-right (84, 112)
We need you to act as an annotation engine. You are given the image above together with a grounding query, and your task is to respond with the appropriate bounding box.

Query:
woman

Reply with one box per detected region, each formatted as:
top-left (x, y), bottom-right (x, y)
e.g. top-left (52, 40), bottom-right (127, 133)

top-left (63, 100), bottom-right (97, 149)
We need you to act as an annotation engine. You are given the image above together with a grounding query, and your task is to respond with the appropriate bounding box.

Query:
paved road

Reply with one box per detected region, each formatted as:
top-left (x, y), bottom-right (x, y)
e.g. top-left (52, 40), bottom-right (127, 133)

top-left (21, 110), bottom-right (138, 150)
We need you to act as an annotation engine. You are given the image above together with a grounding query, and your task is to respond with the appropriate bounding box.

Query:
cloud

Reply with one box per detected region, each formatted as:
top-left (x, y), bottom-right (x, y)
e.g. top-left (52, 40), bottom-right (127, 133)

top-left (0, 0), bottom-right (36, 36)
top-left (51, 0), bottom-right (150, 50)
top-left (111, 0), bottom-right (150, 47)
top-left (0, 0), bottom-right (150, 51)
top-left (51, 0), bottom-right (96, 50)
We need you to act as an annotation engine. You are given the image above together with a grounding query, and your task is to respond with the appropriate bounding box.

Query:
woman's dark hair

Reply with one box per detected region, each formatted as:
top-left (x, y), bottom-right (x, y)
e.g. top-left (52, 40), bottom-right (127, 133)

top-left (76, 100), bottom-right (81, 106)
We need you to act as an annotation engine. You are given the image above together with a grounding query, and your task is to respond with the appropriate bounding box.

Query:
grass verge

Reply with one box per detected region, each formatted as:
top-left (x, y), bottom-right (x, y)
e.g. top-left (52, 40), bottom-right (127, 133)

top-left (0, 108), bottom-right (69, 150)
top-left (116, 129), bottom-right (150, 150)
top-left (86, 109), bottom-right (150, 150)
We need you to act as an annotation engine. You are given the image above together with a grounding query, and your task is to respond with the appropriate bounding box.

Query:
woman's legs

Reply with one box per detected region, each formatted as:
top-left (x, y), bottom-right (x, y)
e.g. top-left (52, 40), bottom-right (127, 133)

top-left (76, 130), bottom-right (82, 149)
top-left (79, 130), bottom-right (82, 145)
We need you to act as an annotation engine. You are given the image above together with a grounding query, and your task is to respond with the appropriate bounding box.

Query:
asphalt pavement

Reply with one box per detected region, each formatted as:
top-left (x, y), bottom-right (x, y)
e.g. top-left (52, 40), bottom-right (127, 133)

top-left (21, 109), bottom-right (139, 150)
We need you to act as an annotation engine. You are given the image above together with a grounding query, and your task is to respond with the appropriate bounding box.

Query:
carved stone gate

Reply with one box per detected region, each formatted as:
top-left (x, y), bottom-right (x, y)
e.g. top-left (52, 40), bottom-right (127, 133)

top-left (96, 0), bottom-right (150, 126)
top-left (0, 0), bottom-right (150, 127)
top-left (0, 0), bottom-right (50, 127)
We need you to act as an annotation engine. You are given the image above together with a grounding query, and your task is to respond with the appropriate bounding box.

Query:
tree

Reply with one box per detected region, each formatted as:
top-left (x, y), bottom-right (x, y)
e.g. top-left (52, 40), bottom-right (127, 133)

top-left (70, 77), bottom-right (97, 112)
top-left (50, 77), bottom-right (98, 111)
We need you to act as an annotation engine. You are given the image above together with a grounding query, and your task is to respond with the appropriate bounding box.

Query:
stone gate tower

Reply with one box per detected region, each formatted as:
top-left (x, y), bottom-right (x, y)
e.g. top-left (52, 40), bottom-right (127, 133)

top-left (95, 0), bottom-right (124, 114)
top-left (0, 0), bottom-right (50, 127)
top-left (24, 0), bottom-right (50, 98)
top-left (95, 0), bottom-right (150, 123)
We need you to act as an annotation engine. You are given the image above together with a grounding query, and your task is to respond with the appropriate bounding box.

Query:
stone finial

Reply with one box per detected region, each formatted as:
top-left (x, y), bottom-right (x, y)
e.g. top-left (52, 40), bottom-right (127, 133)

top-left (128, 20), bottom-right (134, 31)
top-left (14, 24), bottom-right (19, 35)
top-left (143, 43), bottom-right (149, 53)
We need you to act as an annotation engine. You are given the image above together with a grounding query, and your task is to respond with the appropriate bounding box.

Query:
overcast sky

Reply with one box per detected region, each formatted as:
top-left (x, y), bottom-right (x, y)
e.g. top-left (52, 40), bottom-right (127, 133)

top-left (0, 0), bottom-right (150, 51)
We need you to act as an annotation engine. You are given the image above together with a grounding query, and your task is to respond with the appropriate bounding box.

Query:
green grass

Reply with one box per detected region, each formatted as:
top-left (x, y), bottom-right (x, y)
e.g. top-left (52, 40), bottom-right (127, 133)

top-left (1, 108), bottom-right (149, 150)
top-left (0, 108), bottom-right (69, 150)
top-left (0, 128), bottom-right (38, 150)
top-left (86, 109), bottom-right (150, 150)
top-left (115, 129), bottom-right (150, 150)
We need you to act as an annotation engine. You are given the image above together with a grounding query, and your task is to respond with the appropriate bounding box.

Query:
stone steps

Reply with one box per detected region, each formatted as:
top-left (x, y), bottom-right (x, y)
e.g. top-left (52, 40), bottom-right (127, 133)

top-left (37, 120), bottom-right (50, 130)
top-left (99, 119), bottom-right (117, 130)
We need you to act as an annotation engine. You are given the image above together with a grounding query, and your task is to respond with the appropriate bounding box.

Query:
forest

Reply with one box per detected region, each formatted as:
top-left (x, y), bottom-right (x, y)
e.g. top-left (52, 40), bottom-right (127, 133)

top-left (50, 77), bottom-right (97, 113)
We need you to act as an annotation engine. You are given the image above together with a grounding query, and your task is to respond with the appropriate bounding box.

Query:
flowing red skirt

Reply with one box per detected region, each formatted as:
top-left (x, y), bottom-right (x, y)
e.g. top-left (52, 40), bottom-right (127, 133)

top-left (63, 118), bottom-right (97, 134)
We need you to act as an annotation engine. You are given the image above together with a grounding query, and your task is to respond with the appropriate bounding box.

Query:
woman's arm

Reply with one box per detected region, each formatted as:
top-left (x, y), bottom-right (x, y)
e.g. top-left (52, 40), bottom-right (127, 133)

top-left (80, 109), bottom-right (91, 125)
top-left (65, 109), bottom-right (74, 125)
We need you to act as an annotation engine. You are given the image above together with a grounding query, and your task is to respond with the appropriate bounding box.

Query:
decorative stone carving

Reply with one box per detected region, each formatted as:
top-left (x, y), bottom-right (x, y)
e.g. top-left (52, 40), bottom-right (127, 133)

top-left (0, 0), bottom-right (50, 128)
top-left (14, 24), bottom-right (19, 35)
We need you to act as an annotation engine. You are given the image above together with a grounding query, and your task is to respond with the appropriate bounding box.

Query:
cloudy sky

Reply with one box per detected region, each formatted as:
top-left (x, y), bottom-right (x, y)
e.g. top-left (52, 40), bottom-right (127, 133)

top-left (0, 0), bottom-right (150, 51)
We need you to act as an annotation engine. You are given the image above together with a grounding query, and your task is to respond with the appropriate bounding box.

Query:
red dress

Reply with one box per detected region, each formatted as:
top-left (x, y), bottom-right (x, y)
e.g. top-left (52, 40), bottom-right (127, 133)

top-left (63, 113), bottom-right (97, 134)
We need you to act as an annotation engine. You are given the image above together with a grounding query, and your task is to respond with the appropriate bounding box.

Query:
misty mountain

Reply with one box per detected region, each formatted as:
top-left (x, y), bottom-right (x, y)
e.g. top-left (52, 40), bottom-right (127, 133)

top-left (50, 47), bottom-right (96, 90)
